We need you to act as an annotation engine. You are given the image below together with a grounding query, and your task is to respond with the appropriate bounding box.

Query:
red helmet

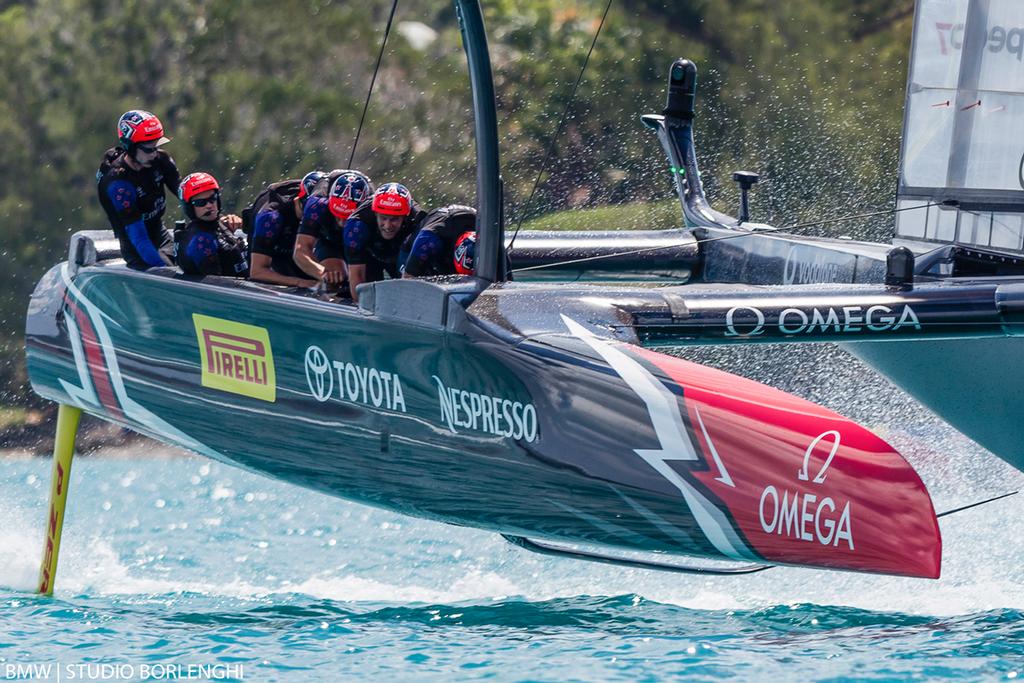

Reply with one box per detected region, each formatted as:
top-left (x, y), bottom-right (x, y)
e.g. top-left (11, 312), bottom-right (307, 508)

top-left (178, 172), bottom-right (220, 203)
top-left (328, 172), bottom-right (372, 219)
top-left (371, 183), bottom-right (412, 216)
top-left (453, 231), bottom-right (476, 275)
top-left (178, 172), bottom-right (221, 220)
top-left (117, 110), bottom-right (170, 149)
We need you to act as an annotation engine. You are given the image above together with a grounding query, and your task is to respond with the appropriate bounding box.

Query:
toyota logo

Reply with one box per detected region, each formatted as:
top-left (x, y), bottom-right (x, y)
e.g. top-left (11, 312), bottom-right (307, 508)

top-left (304, 345), bottom-right (333, 402)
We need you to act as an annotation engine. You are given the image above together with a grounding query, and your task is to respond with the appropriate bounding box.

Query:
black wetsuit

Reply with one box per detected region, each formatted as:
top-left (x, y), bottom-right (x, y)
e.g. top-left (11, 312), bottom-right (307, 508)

top-left (402, 205), bottom-right (477, 277)
top-left (96, 147), bottom-right (180, 270)
top-left (250, 181), bottom-right (307, 278)
top-left (295, 170), bottom-right (376, 261)
top-left (342, 201), bottom-right (427, 281)
top-left (177, 219), bottom-right (249, 277)
top-left (296, 196), bottom-right (340, 261)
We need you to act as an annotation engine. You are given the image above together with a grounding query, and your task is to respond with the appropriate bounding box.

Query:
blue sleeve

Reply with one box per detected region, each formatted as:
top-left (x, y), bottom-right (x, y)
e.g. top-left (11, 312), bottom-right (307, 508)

top-left (403, 231), bottom-right (444, 277)
top-left (185, 233), bottom-right (221, 275)
top-left (343, 218), bottom-right (371, 265)
top-left (105, 180), bottom-right (141, 223)
top-left (252, 209), bottom-right (282, 256)
top-left (127, 222), bottom-right (166, 267)
top-left (107, 181), bottom-right (163, 267)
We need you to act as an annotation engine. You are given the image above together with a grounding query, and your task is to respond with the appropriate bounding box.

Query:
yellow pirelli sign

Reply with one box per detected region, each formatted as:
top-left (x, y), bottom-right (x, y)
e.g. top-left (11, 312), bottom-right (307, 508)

top-left (193, 314), bottom-right (276, 402)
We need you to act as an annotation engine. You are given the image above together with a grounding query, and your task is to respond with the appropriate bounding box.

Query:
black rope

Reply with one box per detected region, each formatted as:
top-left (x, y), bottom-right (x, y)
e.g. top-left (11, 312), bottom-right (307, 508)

top-left (937, 491), bottom-right (1017, 518)
top-left (349, 0), bottom-right (400, 169)
top-left (507, 0), bottom-right (615, 253)
top-left (511, 201), bottom-right (939, 274)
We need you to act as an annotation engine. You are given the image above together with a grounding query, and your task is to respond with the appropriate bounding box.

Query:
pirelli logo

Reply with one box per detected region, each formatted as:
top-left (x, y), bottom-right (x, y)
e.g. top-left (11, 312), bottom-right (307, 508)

top-left (193, 314), bottom-right (276, 402)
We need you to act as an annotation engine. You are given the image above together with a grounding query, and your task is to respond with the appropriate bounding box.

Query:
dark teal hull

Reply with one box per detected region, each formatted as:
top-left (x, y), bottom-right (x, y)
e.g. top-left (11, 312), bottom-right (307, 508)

top-left (29, 265), bottom-right (574, 541)
top-left (24, 261), bottom-right (945, 578)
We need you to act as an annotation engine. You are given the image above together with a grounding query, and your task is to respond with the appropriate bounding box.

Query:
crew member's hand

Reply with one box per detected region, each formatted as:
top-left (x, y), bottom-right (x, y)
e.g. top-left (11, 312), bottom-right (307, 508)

top-left (322, 269), bottom-right (346, 285)
top-left (222, 214), bottom-right (243, 231)
top-left (295, 278), bottom-right (319, 288)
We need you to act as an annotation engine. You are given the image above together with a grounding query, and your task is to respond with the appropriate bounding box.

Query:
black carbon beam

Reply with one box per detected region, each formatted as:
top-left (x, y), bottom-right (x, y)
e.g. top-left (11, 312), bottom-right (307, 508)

top-left (502, 535), bottom-right (771, 575)
top-left (455, 0), bottom-right (505, 284)
top-left (623, 281), bottom-right (1024, 346)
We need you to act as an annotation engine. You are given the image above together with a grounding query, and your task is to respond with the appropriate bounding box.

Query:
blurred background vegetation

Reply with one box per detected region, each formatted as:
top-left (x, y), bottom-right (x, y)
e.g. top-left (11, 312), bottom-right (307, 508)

top-left (0, 0), bottom-right (913, 414)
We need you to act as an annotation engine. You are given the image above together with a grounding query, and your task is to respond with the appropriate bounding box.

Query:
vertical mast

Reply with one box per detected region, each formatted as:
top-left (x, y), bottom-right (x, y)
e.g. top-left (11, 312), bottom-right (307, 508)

top-left (455, 0), bottom-right (505, 282)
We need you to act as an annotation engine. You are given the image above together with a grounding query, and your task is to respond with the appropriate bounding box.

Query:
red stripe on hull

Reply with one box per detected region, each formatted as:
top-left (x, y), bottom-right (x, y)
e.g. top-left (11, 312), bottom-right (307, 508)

top-left (633, 346), bottom-right (941, 579)
top-left (66, 298), bottom-right (126, 422)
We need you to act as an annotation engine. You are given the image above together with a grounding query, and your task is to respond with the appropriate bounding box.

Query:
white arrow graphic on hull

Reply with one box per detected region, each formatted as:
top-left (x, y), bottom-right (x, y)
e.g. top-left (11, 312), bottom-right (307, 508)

top-left (692, 405), bottom-right (735, 487)
top-left (561, 315), bottom-right (754, 561)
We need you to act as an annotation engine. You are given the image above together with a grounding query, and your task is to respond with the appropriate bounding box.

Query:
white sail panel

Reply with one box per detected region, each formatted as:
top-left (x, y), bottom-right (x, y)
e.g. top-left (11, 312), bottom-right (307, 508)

top-left (900, 0), bottom-right (1024, 193)
top-left (897, 0), bottom-right (1024, 250)
top-left (900, 0), bottom-right (968, 189)
top-left (976, 0), bottom-right (1024, 93)
top-left (911, 0), bottom-right (968, 89)
top-left (902, 89), bottom-right (956, 188)
top-left (960, 91), bottom-right (1024, 191)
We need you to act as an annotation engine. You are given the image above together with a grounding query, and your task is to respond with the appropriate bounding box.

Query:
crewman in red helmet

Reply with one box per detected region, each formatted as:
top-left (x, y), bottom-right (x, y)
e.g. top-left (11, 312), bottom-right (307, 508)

top-left (342, 182), bottom-right (426, 302)
top-left (294, 170), bottom-right (373, 288)
top-left (96, 110), bottom-right (180, 269)
top-left (176, 172), bottom-right (249, 278)
top-left (402, 205), bottom-right (478, 278)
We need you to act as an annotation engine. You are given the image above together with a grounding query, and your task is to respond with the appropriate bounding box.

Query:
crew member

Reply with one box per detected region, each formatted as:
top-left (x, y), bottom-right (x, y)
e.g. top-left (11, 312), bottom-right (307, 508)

top-left (294, 170), bottom-right (373, 286)
top-left (344, 182), bottom-right (427, 302)
top-left (248, 170), bottom-right (324, 287)
top-left (452, 232), bottom-right (476, 276)
top-left (402, 204), bottom-right (477, 277)
top-left (176, 172), bottom-right (249, 277)
top-left (96, 110), bottom-right (180, 269)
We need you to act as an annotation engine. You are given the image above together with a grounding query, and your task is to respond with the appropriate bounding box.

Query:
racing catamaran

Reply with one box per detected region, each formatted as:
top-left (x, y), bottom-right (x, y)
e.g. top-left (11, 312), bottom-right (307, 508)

top-left (24, 0), bottom-right (1024, 594)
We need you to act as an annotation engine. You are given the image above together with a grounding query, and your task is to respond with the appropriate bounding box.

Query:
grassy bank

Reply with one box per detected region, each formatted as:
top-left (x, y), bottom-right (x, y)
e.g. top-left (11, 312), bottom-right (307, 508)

top-left (517, 200), bottom-right (682, 232)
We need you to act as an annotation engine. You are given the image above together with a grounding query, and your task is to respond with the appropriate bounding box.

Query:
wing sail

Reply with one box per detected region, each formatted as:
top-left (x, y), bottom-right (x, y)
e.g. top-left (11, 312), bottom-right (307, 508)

top-left (896, 0), bottom-right (1024, 251)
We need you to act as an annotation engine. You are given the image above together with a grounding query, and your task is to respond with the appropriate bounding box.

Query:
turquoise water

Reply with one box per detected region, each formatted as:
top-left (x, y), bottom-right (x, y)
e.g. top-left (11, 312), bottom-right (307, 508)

top-left (3, 426), bottom-right (1024, 682)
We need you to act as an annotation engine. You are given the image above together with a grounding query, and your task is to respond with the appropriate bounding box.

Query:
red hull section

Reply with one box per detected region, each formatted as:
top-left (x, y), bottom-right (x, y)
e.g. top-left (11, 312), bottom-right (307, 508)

top-left (635, 347), bottom-right (941, 579)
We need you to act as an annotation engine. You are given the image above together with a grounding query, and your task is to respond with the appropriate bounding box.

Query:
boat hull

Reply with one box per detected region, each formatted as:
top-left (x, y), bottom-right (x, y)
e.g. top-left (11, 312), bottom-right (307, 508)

top-left (26, 262), bottom-right (941, 577)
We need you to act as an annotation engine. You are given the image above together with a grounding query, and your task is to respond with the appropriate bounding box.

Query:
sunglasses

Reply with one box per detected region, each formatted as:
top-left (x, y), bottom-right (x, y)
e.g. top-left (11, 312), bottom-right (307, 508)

top-left (136, 144), bottom-right (160, 155)
top-left (190, 193), bottom-right (220, 208)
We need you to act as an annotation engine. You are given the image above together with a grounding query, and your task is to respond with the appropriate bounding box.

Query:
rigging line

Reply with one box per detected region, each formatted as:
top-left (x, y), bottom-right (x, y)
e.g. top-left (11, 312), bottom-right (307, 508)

top-left (511, 201), bottom-right (940, 274)
top-left (610, 320), bottom-right (1024, 330)
top-left (348, 0), bottom-right (400, 169)
top-left (507, 0), bottom-right (615, 254)
top-left (936, 491), bottom-right (1017, 518)
top-left (751, 202), bottom-right (938, 235)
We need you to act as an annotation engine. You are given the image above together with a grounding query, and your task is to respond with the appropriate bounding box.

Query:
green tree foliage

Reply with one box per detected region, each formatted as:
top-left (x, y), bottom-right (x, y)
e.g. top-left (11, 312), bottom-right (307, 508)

top-left (0, 0), bottom-right (913, 406)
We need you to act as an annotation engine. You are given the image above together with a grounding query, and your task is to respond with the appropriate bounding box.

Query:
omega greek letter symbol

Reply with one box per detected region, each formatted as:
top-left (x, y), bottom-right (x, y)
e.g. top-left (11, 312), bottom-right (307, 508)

top-left (797, 430), bottom-right (841, 484)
